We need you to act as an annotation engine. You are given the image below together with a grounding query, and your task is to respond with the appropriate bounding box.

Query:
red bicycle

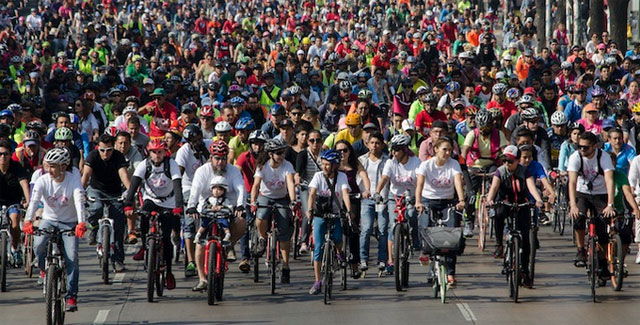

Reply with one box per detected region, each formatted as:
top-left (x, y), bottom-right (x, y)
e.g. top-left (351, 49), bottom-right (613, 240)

top-left (202, 208), bottom-right (232, 305)
top-left (392, 190), bottom-right (413, 291)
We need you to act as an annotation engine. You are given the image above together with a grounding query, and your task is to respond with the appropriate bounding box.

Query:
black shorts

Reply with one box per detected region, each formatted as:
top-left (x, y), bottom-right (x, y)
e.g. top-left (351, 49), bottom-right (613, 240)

top-left (575, 193), bottom-right (608, 246)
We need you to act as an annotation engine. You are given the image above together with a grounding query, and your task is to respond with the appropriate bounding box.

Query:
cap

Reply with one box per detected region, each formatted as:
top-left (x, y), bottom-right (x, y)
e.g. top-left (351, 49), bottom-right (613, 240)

top-left (151, 88), bottom-right (166, 96)
top-left (401, 119), bottom-right (415, 131)
top-left (143, 78), bottom-right (155, 85)
top-left (24, 139), bottom-right (39, 147)
top-left (296, 49), bottom-right (305, 55)
top-left (523, 49), bottom-right (533, 57)
top-left (363, 122), bottom-right (377, 130)
top-left (271, 105), bottom-right (286, 115)
top-left (278, 118), bottom-right (294, 128)
top-left (235, 70), bottom-right (247, 78)
top-left (501, 145), bottom-right (519, 160)
top-left (451, 99), bottom-right (465, 108)
top-left (583, 103), bottom-right (598, 113)
top-left (337, 72), bottom-right (349, 81)
top-left (597, 43), bottom-right (606, 50)
top-left (602, 119), bottom-right (616, 130)
top-left (523, 87), bottom-right (536, 95)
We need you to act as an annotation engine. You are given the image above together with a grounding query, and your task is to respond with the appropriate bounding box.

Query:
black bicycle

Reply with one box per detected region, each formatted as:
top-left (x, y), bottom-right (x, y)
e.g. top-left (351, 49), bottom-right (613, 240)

top-left (87, 196), bottom-right (122, 285)
top-left (0, 205), bottom-right (10, 292)
top-left (138, 210), bottom-right (168, 303)
top-left (319, 211), bottom-right (346, 304)
top-left (256, 203), bottom-right (289, 294)
top-left (552, 170), bottom-right (569, 237)
top-left (35, 226), bottom-right (75, 325)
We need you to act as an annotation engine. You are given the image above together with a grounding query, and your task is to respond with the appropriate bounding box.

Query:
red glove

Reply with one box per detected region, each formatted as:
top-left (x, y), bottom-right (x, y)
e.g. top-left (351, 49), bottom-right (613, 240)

top-left (173, 207), bottom-right (184, 215)
top-left (23, 221), bottom-right (34, 235)
top-left (75, 222), bottom-right (87, 238)
top-left (250, 204), bottom-right (257, 214)
top-left (124, 206), bottom-right (134, 213)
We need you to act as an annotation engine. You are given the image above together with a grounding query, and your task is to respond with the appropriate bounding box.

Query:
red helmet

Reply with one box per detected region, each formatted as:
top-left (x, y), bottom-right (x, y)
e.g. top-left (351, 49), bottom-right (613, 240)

top-left (147, 138), bottom-right (166, 151)
top-left (209, 139), bottom-right (229, 157)
top-left (200, 105), bottom-right (215, 117)
top-left (104, 126), bottom-right (119, 137)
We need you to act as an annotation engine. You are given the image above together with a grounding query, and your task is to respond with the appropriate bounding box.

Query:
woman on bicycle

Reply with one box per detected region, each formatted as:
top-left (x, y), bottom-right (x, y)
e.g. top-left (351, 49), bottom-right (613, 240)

top-left (558, 122), bottom-right (584, 172)
top-left (23, 148), bottom-right (87, 312)
top-left (415, 137), bottom-right (465, 286)
top-left (335, 139), bottom-right (371, 278)
top-left (250, 138), bottom-right (297, 284)
top-left (486, 145), bottom-right (544, 287)
top-left (374, 134), bottom-right (421, 274)
top-left (295, 129), bottom-right (323, 254)
top-left (306, 149), bottom-right (354, 294)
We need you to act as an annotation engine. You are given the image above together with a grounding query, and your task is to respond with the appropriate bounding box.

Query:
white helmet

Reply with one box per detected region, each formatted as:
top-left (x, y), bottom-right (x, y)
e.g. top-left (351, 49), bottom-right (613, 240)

top-left (390, 134), bottom-right (411, 147)
top-left (214, 121), bottom-right (232, 133)
top-left (209, 175), bottom-right (228, 190)
top-left (550, 111), bottom-right (568, 126)
top-left (44, 148), bottom-right (71, 166)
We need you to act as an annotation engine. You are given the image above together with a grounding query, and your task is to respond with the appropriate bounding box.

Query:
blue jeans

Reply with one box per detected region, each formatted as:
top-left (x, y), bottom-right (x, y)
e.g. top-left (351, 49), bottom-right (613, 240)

top-left (182, 190), bottom-right (197, 240)
top-left (312, 216), bottom-right (343, 262)
top-left (34, 220), bottom-right (79, 299)
top-left (359, 199), bottom-right (389, 263)
top-left (387, 196), bottom-right (419, 247)
top-left (419, 198), bottom-right (459, 276)
top-left (299, 187), bottom-right (312, 244)
top-left (87, 187), bottom-right (126, 263)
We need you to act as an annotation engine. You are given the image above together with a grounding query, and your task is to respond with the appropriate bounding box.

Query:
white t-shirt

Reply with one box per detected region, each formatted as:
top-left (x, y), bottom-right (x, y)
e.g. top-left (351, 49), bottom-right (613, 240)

top-left (79, 114), bottom-right (100, 137)
top-left (382, 156), bottom-right (422, 196)
top-left (26, 171), bottom-right (85, 224)
top-left (567, 149), bottom-right (614, 195)
top-left (188, 162), bottom-right (245, 210)
top-left (309, 171), bottom-right (350, 213)
top-left (133, 158), bottom-right (182, 208)
top-left (416, 158), bottom-right (461, 199)
top-left (365, 158), bottom-right (383, 192)
top-left (255, 160), bottom-right (295, 199)
top-left (175, 140), bottom-right (212, 194)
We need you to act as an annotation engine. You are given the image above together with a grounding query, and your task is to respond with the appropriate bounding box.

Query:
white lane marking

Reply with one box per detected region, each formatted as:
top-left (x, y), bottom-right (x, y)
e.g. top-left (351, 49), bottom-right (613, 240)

top-left (457, 303), bottom-right (472, 321)
top-left (93, 309), bottom-right (110, 324)
top-left (462, 303), bottom-right (477, 321)
top-left (113, 273), bottom-right (125, 285)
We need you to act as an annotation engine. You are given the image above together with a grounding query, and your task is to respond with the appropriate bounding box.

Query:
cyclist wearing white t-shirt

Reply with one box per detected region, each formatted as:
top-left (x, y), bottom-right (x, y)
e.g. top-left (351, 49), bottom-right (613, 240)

top-left (415, 137), bottom-right (465, 286)
top-left (124, 139), bottom-right (184, 290)
top-left (374, 134), bottom-right (421, 274)
top-left (23, 148), bottom-right (87, 312)
top-left (250, 138), bottom-right (297, 284)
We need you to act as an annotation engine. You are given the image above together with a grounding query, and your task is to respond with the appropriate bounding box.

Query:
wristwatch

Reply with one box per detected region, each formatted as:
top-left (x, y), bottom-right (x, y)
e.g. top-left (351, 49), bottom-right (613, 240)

top-left (607, 203), bottom-right (614, 208)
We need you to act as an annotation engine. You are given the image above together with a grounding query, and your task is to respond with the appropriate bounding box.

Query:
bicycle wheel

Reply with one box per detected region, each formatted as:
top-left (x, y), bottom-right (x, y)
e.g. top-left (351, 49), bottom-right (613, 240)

top-left (432, 261), bottom-right (439, 298)
top-left (146, 239), bottom-right (156, 303)
top-left (341, 232), bottom-right (348, 291)
top-left (477, 199), bottom-right (487, 251)
top-left (588, 235), bottom-right (597, 302)
top-left (528, 228), bottom-right (537, 287)
top-left (269, 232), bottom-right (277, 295)
top-left (250, 228), bottom-right (259, 283)
top-left (102, 225), bottom-right (110, 285)
top-left (609, 234), bottom-right (624, 292)
top-left (215, 266), bottom-right (225, 301)
top-left (505, 245), bottom-right (512, 298)
top-left (511, 237), bottom-right (521, 303)
top-left (155, 269), bottom-right (164, 297)
top-left (55, 269), bottom-right (65, 325)
top-left (322, 241), bottom-right (333, 305)
top-left (440, 262), bottom-right (447, 304)
top-left (0, 231), bottom-right (7, 292)
top-left (393, 225), bottom-right (402, 291)
top-left (207, 243), bottom-right (217, 305)
top-left (45, 266), bottom-right (57, 325)
top-left (402, 227), bottom-right (410, 288)
top-left (292, 219), bottom-right (300, 260)
top-left (24, 234), bottom-right (33, 277)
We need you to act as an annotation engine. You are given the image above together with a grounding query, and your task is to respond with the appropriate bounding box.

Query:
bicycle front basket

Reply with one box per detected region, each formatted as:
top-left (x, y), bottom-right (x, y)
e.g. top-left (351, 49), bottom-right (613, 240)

top-left (420, 227), bottom-right (464, 256)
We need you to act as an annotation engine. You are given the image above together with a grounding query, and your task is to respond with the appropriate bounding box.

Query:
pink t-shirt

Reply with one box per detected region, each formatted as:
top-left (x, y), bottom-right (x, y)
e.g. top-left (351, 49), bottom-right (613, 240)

top-left (577, 118), bottom-right (602, 135)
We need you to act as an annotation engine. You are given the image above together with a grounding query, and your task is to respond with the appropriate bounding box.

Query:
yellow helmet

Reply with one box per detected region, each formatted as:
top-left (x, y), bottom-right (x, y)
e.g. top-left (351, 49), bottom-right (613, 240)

top-left (345, 113), bottom-right (362, 126)
top-left (302, 37), bottom-right (311, 45)
top-left (632, 102), bottom-right (640, 113)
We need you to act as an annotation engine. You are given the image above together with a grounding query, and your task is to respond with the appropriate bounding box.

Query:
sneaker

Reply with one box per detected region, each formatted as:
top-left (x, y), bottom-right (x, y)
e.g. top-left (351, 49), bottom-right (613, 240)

top-left (352, 264), bottom-right (361, 279)
top-left (385, 264), bottom-right (394, 275)
top-left (226, 247), bottom-right (237, 262)
top-left (238, 259), bottom-right (250, 273)
top-left (38, 270), bottom-right (45, 285)
top-left (256, 237), bottom-right (266, 256)
top-left (89, 229), bottom-right (98, 246)
top-left (336, 252), bottom-right (345, 267)
top-left (65, 297), bottom-right (78, 312)
top-left (419, 255), bottom-right (430, 266)
top-left (463, 222), bottom-right (474, 238)
top-left (281, 268), bottom-right (290, 284)
top-left (299, 243), bottom-right (309, 255)
top-left (539, 215), bottom-right (551, 225)
top-left (309, 281), bottom-right (322, 294)
top-left (635, 251), bottom-right (640, 264)
top-left (222, 232), bottom-right (231, 244)
top-left (192, 280), bottom-right (207, 291)
top-left (359, 261), bottom-right (368, 271)
top-left (521, 272), bottom-right (532, 288)
top-left (574, 249), bottom-right (586, 267)
top-left (378, 262), bottom-right (386, 271)
top-left (165, 272), bottom-right (176, 290)
top-left (597, 277), bottom-right (607, 287)
top-left (13, 250), bottom-right (23, 267)
top-left (185, 262), bottom-right (197, 277)
top-left (114, 261), bottom-right (126, 273)
top-left (132, 247), bottom-right (145, 261)
top-left (127, 233), bottom-right (138, 245)
top-left (493, 245), bottom-right (504, 259)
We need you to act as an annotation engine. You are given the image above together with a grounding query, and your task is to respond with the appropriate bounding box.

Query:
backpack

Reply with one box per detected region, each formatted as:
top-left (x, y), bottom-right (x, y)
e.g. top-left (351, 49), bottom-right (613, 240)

top-left (144, 157), bottom-right (174, 201)
top-left (578, 148), bottom-right (604, 191)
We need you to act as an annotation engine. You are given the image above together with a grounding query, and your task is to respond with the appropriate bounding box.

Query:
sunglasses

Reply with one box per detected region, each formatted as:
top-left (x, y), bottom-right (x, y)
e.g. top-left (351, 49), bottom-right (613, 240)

top-left (150, 150), bottom-right (164, 154)
top-left (0, 152), bottom-right (10, 156)
top-left (213, 156), bottom-right (226, 161)
top-left (290, 112), bottom-right (302, 116)
top-left (273, 150), bottom-right (285, 155)
top-left (502, 159), bottom-right (515, 164)
top-left (308, 138), bottom-right (321, 143)
top-left (337, 148), bottom-right (349, 153)
top-left (99, 147), bottom-right (114, 153)
top-left (578, 145), bottom-right (591, 151)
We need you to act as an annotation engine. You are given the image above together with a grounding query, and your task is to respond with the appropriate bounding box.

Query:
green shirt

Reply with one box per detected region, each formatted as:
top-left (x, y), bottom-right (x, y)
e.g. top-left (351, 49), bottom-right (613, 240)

top-left (613, 171), bottom-right (629, 212)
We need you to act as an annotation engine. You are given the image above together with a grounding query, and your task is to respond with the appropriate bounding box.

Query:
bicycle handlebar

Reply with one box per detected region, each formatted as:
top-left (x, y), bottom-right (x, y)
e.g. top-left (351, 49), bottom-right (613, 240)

top-left (87, 196), bottom-right (124, 203)
top-left (201, 208), bottom-right (234, 219)
top-left (33, 227), bottom-right (76, 236)
top-left (491, 201), bottom-right (535, 209)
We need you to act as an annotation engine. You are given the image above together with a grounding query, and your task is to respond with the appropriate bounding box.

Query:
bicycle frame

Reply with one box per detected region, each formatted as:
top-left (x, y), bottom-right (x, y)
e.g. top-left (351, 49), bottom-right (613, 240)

top-left (203, 212), bottom-right (230, 277)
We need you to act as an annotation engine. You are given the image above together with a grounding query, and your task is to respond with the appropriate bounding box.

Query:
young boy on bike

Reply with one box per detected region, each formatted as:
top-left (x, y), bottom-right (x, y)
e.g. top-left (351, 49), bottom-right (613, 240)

top-left (194, 176), bottom-right (233, 245)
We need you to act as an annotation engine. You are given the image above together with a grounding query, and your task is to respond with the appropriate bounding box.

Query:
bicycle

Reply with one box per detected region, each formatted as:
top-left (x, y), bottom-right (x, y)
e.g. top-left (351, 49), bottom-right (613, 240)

top-left (87, 196), bottom-right (122, 285)
top-left (494, 201), bottom-right (534, 303)
top-left (471, 170), bottom-right (495, 251)
top-left (0, 206), bottom-right (10, 292)
top-left (319, 211), bottom-right (346, 305)
top-left (551, 169), bottom-right (569, 237)
top-left (392, 191), bottom-right (413, 292)
top-left (34, 226), bottom-right (75, 325)
top-left (201, 207), bottom-right (232, 305)
top-left (24, 221), bottom-right (35, 278)
top-left (139, 210), bottom-right (168, 303)
top-left (292, 186), bottom-right (303, 261)
top-left (607, 213), bottom-right (631, 292)
top-left (248, 217), bottom-right (261, 283)
top-left (528, 204), bottom-right (539, 288)
top-left (583, 213), bottom-right (600, 302)
top-left (257, 203), bottom-right (289, 294)
top-left (341, 192), bottom-right (361, 284)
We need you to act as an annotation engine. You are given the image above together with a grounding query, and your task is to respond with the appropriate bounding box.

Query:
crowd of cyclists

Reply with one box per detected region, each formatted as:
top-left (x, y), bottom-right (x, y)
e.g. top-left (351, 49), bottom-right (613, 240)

top-left (1, 0), bottom-right (640, 313)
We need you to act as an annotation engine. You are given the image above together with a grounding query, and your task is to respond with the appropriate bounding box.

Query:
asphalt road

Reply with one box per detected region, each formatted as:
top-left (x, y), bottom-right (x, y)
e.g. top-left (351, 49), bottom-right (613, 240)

top-left (2, 226), bottom-right (640, 325)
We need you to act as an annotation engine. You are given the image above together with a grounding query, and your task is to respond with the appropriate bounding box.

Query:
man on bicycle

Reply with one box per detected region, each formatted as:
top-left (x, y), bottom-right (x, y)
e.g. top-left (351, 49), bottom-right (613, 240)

top-left (461, 109), bottom-right (507, 237)
top-left (568, 132), bottom-right (616, 269)
top-left (123, 139), bottom-right (183, 290)
top-left (23, 148), bottom-right (87, 312)
top-left (81, 134), bottom-right (131, 272)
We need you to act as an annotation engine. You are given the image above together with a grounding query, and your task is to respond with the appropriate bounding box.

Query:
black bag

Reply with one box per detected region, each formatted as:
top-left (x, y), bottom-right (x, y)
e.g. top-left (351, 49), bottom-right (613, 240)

top-left (420, 227), bottom-right (465, 256)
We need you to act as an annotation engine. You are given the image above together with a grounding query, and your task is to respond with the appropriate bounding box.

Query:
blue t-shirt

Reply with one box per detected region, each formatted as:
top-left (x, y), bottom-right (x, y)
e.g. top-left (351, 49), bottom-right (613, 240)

top-left (603, 142), bottom-right (636, 175)
top-left (526, 160), bottom-right (546, 201)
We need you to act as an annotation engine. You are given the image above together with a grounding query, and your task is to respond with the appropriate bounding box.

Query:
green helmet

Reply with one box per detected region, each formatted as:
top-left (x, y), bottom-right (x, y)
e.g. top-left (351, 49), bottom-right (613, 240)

top-left (54, 127), bottom-right (73, 141)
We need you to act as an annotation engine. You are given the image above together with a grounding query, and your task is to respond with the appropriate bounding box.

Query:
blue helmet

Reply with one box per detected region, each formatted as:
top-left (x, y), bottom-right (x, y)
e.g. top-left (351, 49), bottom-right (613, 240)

top-left (445, 81), bottom-right (460, 92)
top-left (235, 117), bottom-right (255, 130)
top-left (0, 109), bottom-right (13, 119)
top-left (230, 96), bottom-right (245, 106)
top-left (591, 86), bottom-right (605, 97)
top-left (320, 149), bottom-right (342, 165)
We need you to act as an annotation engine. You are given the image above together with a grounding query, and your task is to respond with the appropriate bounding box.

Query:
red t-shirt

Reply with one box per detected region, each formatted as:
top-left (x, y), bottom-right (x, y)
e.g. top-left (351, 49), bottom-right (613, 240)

top-left (371, 55), bottom-right (390, 71)
top-left (143, 101), bottom-right (178, 138)
top-left (235, 151), bottom-right (257, 191)
top-left (415, 109), bottom-right (447, 136)
top-left (486, 99), bottom-right (517, 120)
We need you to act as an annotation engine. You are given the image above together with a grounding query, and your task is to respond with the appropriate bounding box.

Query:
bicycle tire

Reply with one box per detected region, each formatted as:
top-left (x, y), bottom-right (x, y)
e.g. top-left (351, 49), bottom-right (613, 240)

top-left (609, 234), bottom-right (624, 292)
top-left (512, 236), bottom-right (520, 303)
top-left (155, 269), bottom-right (164, 297)
top-left (102, 225), bottom-right (110, 285)
top-left (528, 227), bottom-right (537, 287)
top-left (147, 239), bottom-right (156, 303)
top-left (269, 231), bottom-right (277, 295)
top-left (402, 226), bottom-right (410, 288)
top-left (478, 199), bottom-right (487, 251)
top-left (207, 243), bottom-right (217, 305)
top-left (440, 263), bottom-right (447, 304)
top-left (25, 234), bottom-right (33, 277)
top-left (45, 265), bottom-right (57, 325)
top-left (341, 232), bottom-right (348, 290)
top-left (293, 219), bottom-right (300, 260)
top-left (55, 267), bottom-right (65, 325)
top-left (322, 241), bottom-right (332, 305)
top-left (0, 232), bottom-right (7, 292)
top-left (250, 228), bottom-right (259, 283)
top-left (432, 261), bottom-right (439, 298)
top-left (588, 235), bottom-right (597, 302)
top-left (505, 244), bottom-right (512, 298)
top-left (215, 266), bottom-right (225, 301)
top-left (393, 225), bottom-right (402, 291)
